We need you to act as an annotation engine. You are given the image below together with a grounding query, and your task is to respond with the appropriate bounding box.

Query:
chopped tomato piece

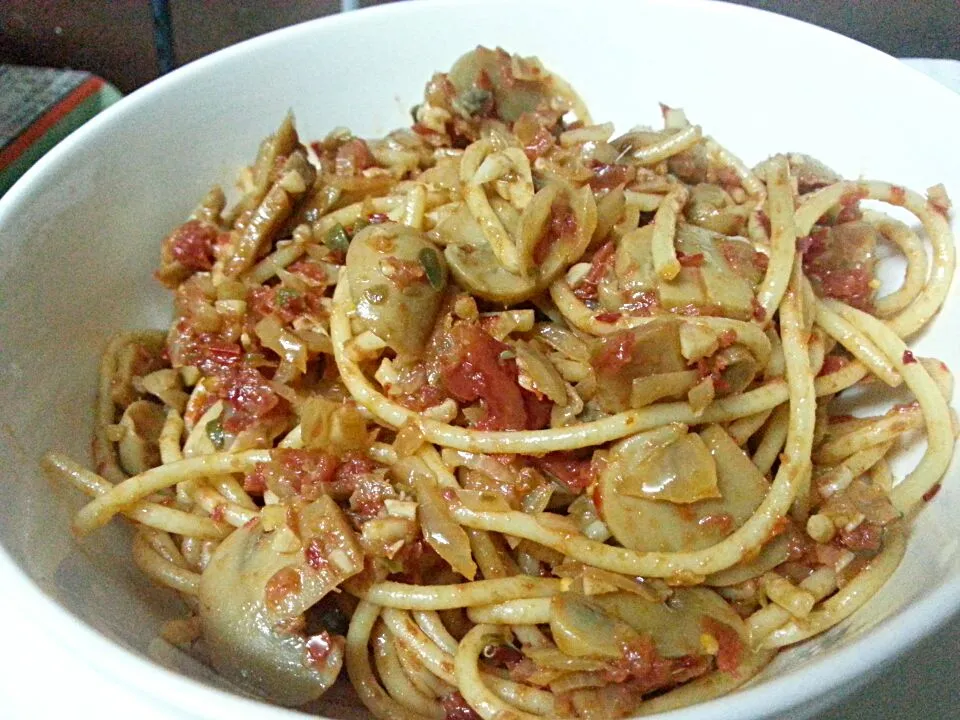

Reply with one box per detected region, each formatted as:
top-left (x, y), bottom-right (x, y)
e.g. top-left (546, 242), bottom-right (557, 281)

top-left (440, 323), bottom-right (551, 431)
top-left (701, 617), bottom-right (743, 673)
top-left (573, 241), bottom-right (615, 301)
top-left (532, 452), bottom-right (596, 492)
top-left (162, 220), bottom-right (218, 272)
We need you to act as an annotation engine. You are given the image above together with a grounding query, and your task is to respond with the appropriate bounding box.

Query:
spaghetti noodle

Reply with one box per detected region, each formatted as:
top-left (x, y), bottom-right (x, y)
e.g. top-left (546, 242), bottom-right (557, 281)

top-left (44, 46), bottom-right (956, 719)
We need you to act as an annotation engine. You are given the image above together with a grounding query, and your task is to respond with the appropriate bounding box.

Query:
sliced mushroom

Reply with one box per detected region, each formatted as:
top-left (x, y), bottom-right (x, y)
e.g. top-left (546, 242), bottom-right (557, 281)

top-left (684, 183), bottom-right (748, 236)
top-left (590, 320), bottom-right (687, 414)
top-left (714, 344), bottom-right (760, 396)
top-left (603, 224), bottom-right (758, 320)
top-left (116, 400), bottom-right (167, 475)
top-left (198, 495), bottom-right (362, 706)
top-left (447, 47), bottom-right (561, 124)
top-left (593, 587), bottom-right (749, 658)
top-left (347, 222), bottom-right (447, 358)
top-left (549, 593), bottom-right (641, 659)
top-left (705, 532), bottom-right (791, 587)
top-left (598, 424), bottom-right (769, 553)
top-left (617, 431), bottom-right (721, 504)
top-left (548, 587), bottom-right (748, 664)
top-left (441, 180), bottom-right (596, 305)
top-left (754, 152), bottom-right (840, 195)
top-left (441, 203), bottom-right (538, 304)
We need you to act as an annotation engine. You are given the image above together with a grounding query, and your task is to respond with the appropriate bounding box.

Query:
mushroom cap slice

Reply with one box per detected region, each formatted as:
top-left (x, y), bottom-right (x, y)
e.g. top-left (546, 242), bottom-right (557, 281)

top-left (198, 495), bottom-right (362, 706)
top-left (598, 424), bottom-right (769, 553)
top-left (347, 222), bottom-right (447, 357)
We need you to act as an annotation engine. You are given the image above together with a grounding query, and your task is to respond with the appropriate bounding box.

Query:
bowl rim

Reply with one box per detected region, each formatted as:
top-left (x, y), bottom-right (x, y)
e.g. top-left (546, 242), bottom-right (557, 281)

top-left (2, 0), bottom-right (959, 718)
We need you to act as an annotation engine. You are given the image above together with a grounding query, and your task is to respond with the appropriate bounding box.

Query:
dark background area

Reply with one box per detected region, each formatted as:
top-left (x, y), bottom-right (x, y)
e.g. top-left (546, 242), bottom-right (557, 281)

top-left (1, 0), bottom-right (958, 94)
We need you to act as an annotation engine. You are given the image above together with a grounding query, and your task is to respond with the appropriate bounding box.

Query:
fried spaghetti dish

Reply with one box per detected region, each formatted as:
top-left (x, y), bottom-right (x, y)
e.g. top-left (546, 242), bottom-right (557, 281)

top-left (45, 47), bottom-right (957, 718)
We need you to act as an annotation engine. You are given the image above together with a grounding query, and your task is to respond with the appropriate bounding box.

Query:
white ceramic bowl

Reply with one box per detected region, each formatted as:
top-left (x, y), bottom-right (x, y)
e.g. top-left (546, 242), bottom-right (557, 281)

top-left (1, 1), bottom-right (958, 718)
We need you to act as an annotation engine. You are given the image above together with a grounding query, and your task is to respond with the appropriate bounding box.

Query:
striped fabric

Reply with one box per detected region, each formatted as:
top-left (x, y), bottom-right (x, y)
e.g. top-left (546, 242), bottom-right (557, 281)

top-left (0, 65), bottom-right (122, 195)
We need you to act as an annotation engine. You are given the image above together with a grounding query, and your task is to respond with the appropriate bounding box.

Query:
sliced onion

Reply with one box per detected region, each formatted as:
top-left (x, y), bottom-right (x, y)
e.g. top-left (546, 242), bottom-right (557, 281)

top-left (255, 315), bottom-right (307, 375)
top-left (408, 464), bottom-right (477, 580)
top-left (514, 339), bottom-right (569, 405)
top-left (299, 396), bottom-right (369, 454)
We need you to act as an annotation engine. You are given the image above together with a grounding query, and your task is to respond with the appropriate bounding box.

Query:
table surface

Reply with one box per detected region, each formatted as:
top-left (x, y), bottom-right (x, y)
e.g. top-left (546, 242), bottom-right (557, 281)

top-left (1, 59), bottom-right (959, 720)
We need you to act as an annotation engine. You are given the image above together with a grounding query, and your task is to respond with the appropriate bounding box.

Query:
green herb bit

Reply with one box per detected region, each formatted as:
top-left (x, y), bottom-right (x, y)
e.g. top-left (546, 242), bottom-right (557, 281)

top-left (350, 217), bottom-right (370, 236)
top-left (499, 349), bottom-right (516, 361)
top-left (324, 223), bottom-right (350, 253)
top-left (419, 247), bottom-right (444, 290)
top-left (453, 88), bottom-right (493, 119)
top-left (363, 284), bottom-right (390, 305)
top-left (275, 287), bottom-right (301, 307)
top-left (206, 416), bottom-right (225, 450)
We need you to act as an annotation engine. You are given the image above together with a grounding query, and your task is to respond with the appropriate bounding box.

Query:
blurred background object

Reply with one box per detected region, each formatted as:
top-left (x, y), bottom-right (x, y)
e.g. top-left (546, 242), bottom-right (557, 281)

top-left (1, 0), bottom-right (958, 94)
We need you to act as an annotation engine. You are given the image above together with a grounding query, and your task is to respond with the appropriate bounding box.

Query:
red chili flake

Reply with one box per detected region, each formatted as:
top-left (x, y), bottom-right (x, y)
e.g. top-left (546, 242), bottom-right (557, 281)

top-left (534, 198), bottom-right (577, 264)
top-left (305, 631), bottom-right (340, 667)
top-left (248, 284), bottom-right (306, 324)
top-left (716, 166), bottom-right (741, 189)
top-left (588, 160), bottom-right (636, 191)
top-left (573, 241), bottom-right (615, 301)
top-left (752, 250), bottom-right (770, 274)
top-left (441, 692), bottom-right (483, 720)
top-left (595, 311), bottom-right (622, 323)
top-left (902, 349), bottom-right (918, 365)
top-left (523, 126), bottom-right (555, 162)
top-left (838, 522), bottom-right (883, 552)
top-left (483, 644), bottom-right (524, 669)
top-left (835, 204), bottom-right (861, 224)
top-left (818, 354), bottom-right (848, 377)
top-left (889, 186), bottom-right (907, 206)
top-left (798, 227), bottom-right (828, 259)
top-left (304, 539), bottom-right (329, 572)
top-left (616, 636), bottom-right (711, 693)
top-left (677, 251), bottom-right (705, 267)
top-left (411, 122), bottom-right (446, 141)
top-left (334, 138), bottom-right (377, 175)
top-left (287, 259), bottom-right (327, 285)
top-left (751, 297), bottom-right (767, 322)
top-left (221, 367), bottom-right (282, 432)
top-left (381, 256), bottom-right (426, 289)
top-left (242, 466), bottom-right (267, 494)
top-left (717, 329), bottom-right (737, 349)
top-left (592, 331), bottom-right (634, 375)
top-left (592, 483), bottom-right (604, 515)
top-left (923, 483), bottom-right (942, 502)
top-left (624, 289), bottom-right (660, 316)
top-left (767, 515), bottom-right (791, 539)
top-left (368, 212), bottom-right (390, 224)
top-left (756, 210), bottom-right (772, 237)
top-left (329, 452), bottom-right (379, 496)
top-left (697, 513), bottom-right (734, 534)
